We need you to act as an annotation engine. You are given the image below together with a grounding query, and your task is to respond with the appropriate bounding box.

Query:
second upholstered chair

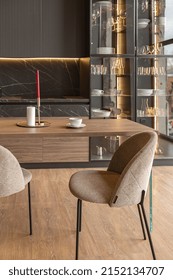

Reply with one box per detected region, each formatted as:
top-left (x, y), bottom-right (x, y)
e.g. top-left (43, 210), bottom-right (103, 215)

top-left (69, 131), bottom-right (158, 260)
top-left (0, 145), bottom-right (32, 235)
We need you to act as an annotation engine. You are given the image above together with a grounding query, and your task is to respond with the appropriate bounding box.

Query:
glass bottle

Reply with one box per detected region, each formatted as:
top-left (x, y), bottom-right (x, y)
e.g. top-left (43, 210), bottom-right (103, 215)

top-left (141, 98), bottom-right (149, 116)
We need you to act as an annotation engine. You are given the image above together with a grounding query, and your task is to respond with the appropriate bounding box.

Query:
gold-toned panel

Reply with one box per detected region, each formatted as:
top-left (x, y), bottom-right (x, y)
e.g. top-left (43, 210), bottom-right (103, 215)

top-left (43, 137), bottom-right (89, 162)
top-left (117, 0), bottom-right (126, 54)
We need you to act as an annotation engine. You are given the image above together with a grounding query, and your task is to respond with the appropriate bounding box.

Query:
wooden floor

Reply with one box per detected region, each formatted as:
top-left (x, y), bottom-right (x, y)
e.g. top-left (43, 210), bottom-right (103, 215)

top-left (0, 166), bottom-right (173, 260)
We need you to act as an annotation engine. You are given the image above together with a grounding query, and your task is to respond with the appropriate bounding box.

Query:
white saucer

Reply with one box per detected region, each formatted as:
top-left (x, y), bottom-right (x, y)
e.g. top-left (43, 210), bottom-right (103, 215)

top-left (66, 123), bottom-right (86, 128)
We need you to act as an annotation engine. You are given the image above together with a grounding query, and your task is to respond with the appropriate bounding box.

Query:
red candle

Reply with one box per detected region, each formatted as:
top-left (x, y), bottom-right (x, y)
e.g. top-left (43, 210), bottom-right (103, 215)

top-left (36, 70), bottom-right (40, 99)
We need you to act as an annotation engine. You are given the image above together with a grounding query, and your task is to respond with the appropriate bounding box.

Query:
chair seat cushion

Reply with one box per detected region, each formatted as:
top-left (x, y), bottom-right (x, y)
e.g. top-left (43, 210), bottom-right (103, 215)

top-left (22, 168), bottom-right (32, 185)
top-left (69, 170), bottom-right (120, 204)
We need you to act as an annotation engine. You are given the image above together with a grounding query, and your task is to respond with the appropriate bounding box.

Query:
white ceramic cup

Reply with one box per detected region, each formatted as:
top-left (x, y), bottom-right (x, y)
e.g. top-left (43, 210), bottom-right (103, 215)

top-left (27, 106), bottom-right (35, 126)
top-left (69, 117), bottom-right (82, 127)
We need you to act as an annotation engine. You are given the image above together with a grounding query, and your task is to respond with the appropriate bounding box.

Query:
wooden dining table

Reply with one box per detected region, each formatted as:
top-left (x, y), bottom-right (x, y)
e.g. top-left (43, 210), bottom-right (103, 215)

top-left (0, 117), bottom-right (154, 229)
top-left (0, 117), bottom-right (153, 167)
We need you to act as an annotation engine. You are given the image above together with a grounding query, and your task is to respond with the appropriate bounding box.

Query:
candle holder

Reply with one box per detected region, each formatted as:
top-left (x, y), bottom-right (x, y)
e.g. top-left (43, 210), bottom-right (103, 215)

top-left (37, 97), bottom-right (41, 125)
top-left (36, 69), bottom-right (41, 125)
top-left (16, 69), bottom-right (51, 128)
top-left (16, 120), bottom-right (50, 128)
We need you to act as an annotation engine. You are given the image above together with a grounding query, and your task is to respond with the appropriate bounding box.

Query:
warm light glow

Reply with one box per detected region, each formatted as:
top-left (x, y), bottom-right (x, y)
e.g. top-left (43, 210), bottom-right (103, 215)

top-left (0, 57), bottom-right (81, 61)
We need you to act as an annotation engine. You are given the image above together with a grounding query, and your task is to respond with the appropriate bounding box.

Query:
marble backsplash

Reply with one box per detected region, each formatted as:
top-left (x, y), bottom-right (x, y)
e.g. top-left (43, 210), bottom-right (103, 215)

top-left (0, 58), bottom-right (81, 99)
top-left (0, 104), bottom-right (89, 117)
top-left (0, 58), bottom-right (90, 117)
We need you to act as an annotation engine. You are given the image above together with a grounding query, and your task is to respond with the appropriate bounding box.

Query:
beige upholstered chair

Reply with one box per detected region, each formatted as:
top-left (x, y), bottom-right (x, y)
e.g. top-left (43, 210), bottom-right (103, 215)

top-left (69, 131), bottom-right (158, 260)
top-left (0, 145), bottom-right (32, 235)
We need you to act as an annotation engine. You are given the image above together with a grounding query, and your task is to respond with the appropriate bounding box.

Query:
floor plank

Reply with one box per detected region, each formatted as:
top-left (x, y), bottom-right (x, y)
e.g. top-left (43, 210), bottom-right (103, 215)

top-left (0, 166), bottom-right (172, 260)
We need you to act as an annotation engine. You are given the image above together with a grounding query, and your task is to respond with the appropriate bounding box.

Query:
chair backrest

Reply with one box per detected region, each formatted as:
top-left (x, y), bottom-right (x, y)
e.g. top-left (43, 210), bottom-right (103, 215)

top-left (0, 145), bottom-right (25, 197)
top-left (108, 131), bottom-right (157, 207)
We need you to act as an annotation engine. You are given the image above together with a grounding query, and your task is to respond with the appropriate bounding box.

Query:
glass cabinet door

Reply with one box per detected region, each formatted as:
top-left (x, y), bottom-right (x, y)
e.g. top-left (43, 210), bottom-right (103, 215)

top-left (90, 56), bottom-right (135, 119)
top-left (137, 0), bottom-right (173, 161)
top-left (90, 56), bottom-right (135, 162)
top-left (137, 0), bottom-right (173, 56)
top-left (137, 56), bottom-right (173, 158)
top-left (90, 0), bottom-right (135, 55)
top-left (90, 1), bottom-right (135, 162)
top-left (137, 57), bottom-right (173, 135)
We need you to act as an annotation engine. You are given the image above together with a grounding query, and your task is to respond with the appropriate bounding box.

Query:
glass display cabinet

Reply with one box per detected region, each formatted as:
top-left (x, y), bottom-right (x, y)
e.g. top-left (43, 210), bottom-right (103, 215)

top-left (89, 0), bottom-right (173, 163)
top-left (136, 0), bottom-right (173, 161)
top-left (90, 0), bottom-right (135, 162)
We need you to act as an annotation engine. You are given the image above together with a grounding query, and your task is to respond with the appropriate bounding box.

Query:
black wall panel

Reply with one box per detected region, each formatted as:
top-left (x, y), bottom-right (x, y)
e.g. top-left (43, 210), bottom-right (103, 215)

top-left (0, 0), bottom-right (89, 57)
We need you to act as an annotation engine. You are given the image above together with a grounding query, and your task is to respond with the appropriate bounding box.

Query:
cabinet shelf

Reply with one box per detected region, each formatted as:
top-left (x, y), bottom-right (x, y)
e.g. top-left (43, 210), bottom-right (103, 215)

top-left (137, 94), bottom-right (170, 97)
top-left (91, 94), bottom-right (131, 97)
top-left (110, 74), bottom-right (129, 77)
top-left (137, 74), bottom-right (167, 77)
top-left (137, 115), bottom-right (167, 118)
top-left (91, 153), bottom-right (113, 161)
top-left (90, 54), bottom-right (135, 58)
top-left (91, 74), bottom-right (130, 77)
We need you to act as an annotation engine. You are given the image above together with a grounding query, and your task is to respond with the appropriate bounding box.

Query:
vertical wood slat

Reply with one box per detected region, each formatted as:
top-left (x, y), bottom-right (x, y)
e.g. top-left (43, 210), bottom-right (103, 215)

top-left (0, 0), bottom-right (41, 57)
top-left (0, 0), bottom-right (89, 57)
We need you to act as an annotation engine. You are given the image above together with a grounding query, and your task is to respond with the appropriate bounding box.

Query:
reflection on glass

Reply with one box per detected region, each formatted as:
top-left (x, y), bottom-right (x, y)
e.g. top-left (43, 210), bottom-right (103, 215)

top-left (111, 58), bottom-right (125, 75)
top-left (91, 64), bottom-right (108, 75)
top-left (137, 0), bottom-right (173, 55)
top-left (141, 0), bottom-right (149, 13)
top-left (92, 1), bottom-right (114, 54)
top-left (91, 0), bottom-right (135, 55)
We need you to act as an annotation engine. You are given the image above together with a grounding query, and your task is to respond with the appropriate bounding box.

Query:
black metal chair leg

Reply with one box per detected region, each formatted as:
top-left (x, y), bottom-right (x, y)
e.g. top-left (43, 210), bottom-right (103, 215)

top-left (76, 199), bottom-right (82, 260)
top-left (140, 191), bottom-right (156, 260)
top-left (137, 204), bottom-right (146, 240)
top-left (79, 199), bottom-right (82, 232)
top-left (28, 182), bottom-right (32, 235)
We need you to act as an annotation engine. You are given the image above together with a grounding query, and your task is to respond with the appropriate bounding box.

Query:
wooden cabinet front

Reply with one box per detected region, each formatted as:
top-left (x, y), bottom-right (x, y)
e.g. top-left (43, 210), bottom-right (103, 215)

top-left (0, 137), bottom-right (43, 163)
top-left (43, 137), bottom-right (89, 162)
top-left (0, 136), bottom-right (89, 163)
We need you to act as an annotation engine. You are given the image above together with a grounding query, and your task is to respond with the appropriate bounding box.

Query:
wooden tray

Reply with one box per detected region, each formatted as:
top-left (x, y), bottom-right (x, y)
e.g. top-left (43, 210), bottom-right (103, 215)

top-left (16, 121), bottom-right (51, 128)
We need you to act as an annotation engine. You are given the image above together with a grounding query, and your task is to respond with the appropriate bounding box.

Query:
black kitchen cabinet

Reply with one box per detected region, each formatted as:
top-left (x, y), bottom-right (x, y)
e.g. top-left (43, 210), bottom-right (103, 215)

top-left (0, 0), bottom-right (89, 58)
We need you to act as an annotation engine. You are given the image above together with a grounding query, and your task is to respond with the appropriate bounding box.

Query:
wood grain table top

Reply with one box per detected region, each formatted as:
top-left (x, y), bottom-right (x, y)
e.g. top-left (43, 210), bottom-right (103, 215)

top-left (0, 117), bottom-right (154, 138)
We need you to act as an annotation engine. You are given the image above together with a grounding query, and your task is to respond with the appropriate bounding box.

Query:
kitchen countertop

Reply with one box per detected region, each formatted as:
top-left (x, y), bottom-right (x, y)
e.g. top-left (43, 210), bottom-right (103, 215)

top-left (0, 96), bottom-right (89, 104)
